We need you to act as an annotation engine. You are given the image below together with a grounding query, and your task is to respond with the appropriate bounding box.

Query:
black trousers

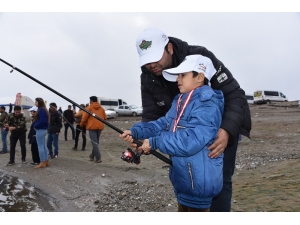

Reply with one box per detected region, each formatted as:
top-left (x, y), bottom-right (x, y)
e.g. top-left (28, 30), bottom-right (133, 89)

top-left (10, 132), bottom-right (27, 162)
top-left (64, 123), bottom-right (75, 140)
top-left (74, 125), bottom-right (86, 149)
top-left (31, 142), bottom-right (40, 164)
top-left (177, 202), bottom-right (210, 212)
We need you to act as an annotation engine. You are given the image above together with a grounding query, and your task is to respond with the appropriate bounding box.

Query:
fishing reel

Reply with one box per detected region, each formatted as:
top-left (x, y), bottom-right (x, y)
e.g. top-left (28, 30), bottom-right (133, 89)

top-left (121, 147), bottom-right (141, 165)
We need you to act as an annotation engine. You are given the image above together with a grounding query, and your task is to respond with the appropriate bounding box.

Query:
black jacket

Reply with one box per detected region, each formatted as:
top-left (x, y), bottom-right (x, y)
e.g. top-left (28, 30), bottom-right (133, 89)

top-left (140, 37), bottom-right (251, 144)
top-left (63, 109), bottom-right (75, 124)
top-left (28, 119), bottom-right (37, 144)
top-left (48, 111), bottom-right (62, 134)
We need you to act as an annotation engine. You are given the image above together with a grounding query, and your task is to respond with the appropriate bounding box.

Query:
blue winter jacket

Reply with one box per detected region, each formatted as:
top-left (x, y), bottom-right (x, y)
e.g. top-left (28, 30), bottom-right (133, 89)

top-left (34, 108), bottom-right (49, 130)
top-left (130, 85), bottom-right (224, 209)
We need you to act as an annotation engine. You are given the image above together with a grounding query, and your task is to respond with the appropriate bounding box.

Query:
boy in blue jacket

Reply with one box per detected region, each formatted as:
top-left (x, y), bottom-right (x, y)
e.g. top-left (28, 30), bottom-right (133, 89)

top-left (119, 55), bottom-right (224, 212)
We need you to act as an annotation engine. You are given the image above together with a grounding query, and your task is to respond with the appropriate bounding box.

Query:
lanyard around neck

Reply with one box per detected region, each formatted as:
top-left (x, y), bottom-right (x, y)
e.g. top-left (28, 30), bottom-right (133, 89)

top-left (172, 89), bottom-right (195, 132)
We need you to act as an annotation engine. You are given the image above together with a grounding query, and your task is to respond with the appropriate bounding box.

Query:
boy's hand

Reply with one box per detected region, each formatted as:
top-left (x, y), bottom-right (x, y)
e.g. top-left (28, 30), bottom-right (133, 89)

top-left (208, 128), bottom-right (229, 158)
top-left (141, 139), bottom-right (151, 154)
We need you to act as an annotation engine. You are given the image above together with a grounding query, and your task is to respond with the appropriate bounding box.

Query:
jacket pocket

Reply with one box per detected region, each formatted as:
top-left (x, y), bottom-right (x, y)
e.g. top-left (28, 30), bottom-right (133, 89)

top-left (187, 162), bottom-right (194, 190)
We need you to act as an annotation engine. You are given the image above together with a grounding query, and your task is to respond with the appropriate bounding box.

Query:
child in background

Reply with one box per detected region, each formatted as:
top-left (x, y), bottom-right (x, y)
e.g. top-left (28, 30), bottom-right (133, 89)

top-left (27, 106), bottom-right (40, 166)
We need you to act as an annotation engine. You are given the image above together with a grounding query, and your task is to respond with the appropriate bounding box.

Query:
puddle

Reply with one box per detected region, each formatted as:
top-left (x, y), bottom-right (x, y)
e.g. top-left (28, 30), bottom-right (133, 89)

top-left (0, 171), bottom-right (57, 212)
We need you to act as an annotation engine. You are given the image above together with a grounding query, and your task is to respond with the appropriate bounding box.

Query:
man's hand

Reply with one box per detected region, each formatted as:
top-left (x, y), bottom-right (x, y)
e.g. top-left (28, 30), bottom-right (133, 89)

top-left (208, 128), bottom-right (229, 158)
top-left (119, 130), bottom-right (134, 143)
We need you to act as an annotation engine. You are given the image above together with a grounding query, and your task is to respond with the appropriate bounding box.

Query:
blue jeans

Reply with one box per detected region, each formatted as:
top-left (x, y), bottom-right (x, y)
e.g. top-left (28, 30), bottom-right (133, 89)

top-left (47, 133), bottom-right (59, 156)
top-left (210, 136), bottom-right (239, 212)
top-left (89, 130), bottom-right (102, 160)
top-left (1, 129), bottom-right (8, 151)
top-left (36, 129), bottom-right (48, 162)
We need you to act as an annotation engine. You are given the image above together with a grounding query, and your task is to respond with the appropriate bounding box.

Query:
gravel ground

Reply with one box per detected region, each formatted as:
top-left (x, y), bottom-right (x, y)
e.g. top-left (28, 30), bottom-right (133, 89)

top-left (1, 103), bottom-right (300, 212)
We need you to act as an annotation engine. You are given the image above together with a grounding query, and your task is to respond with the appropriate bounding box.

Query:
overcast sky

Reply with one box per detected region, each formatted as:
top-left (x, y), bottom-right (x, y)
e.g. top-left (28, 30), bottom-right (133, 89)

top-left (1, 10), bottom-right (300, 110)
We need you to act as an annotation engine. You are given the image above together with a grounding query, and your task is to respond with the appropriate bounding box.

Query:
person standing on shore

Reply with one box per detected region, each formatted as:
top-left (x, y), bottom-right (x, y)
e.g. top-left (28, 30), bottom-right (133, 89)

top-left (33, 97), bottom-right (50, 168)
top-left (72, 104), bottom-right (86, 151)
top-left (3, 105), bottom-right (27, 165)
top-left (80, 96), bottom-right (107, 163)
top-left (27, 106), bottom-right (40, 166)
top-left (47, 102), bottom-right (62, 159)
top-left (63, 105), bottom-right (75, 141)
top-left (58, 107), bottom-right (63, 114)
top-left (0, 106), bottom-right (9, 154)
top-left (120, 55), bottom-right (225, 212)
top-left (134, 28), bottom-right (251, 211)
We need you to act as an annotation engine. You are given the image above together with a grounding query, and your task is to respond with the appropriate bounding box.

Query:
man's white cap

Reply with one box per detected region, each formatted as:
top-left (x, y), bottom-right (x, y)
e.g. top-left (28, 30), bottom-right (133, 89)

top-left (28, 106), bottom-right (38, 112)
top-left (136, 28), bottom-right (169, 67)
top-left (162, 55), bottom-right (217, 82)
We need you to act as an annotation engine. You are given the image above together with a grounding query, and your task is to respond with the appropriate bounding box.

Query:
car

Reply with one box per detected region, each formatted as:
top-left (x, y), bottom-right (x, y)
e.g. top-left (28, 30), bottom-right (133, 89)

top-left (245, 94), bottom-right (254, 104)
top-left (105, 109), bottom-right (116, 119)
top-left (114, 105), bottom-right (142, 117)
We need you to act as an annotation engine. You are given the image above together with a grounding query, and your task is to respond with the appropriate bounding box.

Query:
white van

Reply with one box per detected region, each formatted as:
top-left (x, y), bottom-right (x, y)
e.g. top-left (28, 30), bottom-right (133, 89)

top-left (97, 97), bottom-right (127, 110)
top-left (253, 90), bottom-right (288, 104)
top-left (245, 94), bottom-right (254, 104)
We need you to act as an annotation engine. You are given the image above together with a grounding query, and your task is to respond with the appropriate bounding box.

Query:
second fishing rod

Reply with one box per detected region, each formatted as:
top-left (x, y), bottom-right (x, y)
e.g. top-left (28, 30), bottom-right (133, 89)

top-left (0, 58), bottom-right (172, 165)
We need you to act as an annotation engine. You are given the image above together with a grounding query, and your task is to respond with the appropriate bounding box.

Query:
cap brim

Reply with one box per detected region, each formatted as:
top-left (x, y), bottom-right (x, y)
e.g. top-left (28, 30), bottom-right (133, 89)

top-left (162, 71), bottom-right (178, 82)
top-left (162, 66), bottom-right (193, 82)
top-left (139, 47), bottom-right (165, 67)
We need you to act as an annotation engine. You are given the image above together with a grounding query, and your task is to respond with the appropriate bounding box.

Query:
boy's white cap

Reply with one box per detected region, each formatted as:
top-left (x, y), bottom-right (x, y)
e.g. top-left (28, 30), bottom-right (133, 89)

top-left (162, 55), bottom-right (217, 82)
top-left (28, 106), bottom-right (38, 112)
top-left (136, 28), bottom-right (169, 67)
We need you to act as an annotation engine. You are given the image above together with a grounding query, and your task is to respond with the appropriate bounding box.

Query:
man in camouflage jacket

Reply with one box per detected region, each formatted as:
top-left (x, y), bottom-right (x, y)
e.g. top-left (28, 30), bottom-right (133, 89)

top-left (3, 105), bottom-right (27, 165)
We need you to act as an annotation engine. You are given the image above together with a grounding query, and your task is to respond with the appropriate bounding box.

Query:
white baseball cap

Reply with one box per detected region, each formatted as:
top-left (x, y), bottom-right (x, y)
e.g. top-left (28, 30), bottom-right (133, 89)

top-left (162, 55), bottom-right (217, 82)
top-left (28, 106), bottom-right (38, 112)
top-left (136, 28), bottom-right (169, 67)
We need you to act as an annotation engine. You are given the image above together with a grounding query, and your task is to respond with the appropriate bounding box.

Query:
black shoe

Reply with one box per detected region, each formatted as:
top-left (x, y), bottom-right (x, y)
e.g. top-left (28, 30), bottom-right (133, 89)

top-left (0, 150), bottom-right (8, 154)
top-left (72, 147), bottom-right (77, 150)
top-left (81, 148), bottom-right (85, 151)
top-left (7, 161), bottom-right (15, 166)
top-left (30, 162), bottom-right (39, 166)
top-left (22, 159), bottom-right (27, 164)
top-left (95, 159), bottom-right (102, 163)
top-left (49, 154), bottom-right (54, 159)
top-left (54, 154), bottom-right (58, 158)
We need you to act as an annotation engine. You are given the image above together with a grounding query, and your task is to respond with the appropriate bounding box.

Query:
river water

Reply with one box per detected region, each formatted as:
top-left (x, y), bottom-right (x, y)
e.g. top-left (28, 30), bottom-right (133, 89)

top-left (0, 171), bottom-right (57, 212)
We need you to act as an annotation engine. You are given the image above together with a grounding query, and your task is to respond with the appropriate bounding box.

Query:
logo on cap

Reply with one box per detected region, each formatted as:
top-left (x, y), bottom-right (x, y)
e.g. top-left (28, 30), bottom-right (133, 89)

top-left (199, 63), bottom-right (206, 72)
top-left (139, 40), bottom-right (152, 50)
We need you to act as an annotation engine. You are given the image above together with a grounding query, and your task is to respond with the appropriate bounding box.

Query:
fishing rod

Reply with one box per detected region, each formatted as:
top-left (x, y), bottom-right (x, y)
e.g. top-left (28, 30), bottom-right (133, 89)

top-left (0, 58), bottom-right (172, 165)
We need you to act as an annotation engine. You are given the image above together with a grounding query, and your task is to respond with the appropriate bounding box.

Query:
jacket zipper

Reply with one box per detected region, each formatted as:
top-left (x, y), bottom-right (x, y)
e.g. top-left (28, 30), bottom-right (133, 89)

top-left (188, 162), bottom-right (194, 189)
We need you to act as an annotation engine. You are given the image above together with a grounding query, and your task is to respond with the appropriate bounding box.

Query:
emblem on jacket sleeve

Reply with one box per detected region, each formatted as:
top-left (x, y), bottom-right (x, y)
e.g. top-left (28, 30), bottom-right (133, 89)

top-left (157, 101), bottom-right (165, 106)
top-left (139, 40), bottom-right (152, 50)
top-left (217, 73), bottom-right (228, 83)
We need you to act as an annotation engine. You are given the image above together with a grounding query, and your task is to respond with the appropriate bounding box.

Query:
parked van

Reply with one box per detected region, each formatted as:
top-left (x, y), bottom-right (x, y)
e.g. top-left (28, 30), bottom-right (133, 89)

top-left (245, 94), bottom-right (254, 104)
top-left (97, 97), bottom-right (127, 110)
top-left (253, 90), bottom-right (288, 104)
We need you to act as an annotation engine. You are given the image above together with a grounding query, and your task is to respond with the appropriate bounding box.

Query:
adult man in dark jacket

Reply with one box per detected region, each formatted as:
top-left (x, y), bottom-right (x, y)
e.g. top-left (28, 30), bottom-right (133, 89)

top-left (3, 105), bottom-right (28, 165)
top-left (135, 28), bottom-right (251, 212)
top-left (63, 105), bottom-right (75, 141)
top-left (47, 102), bottom-right (62, 158)
top-left (0, 106), bottom-right (9, 154)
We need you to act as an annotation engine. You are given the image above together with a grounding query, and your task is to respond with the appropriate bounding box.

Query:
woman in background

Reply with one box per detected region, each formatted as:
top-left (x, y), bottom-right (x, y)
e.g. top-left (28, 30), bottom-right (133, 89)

top-left (34, 97), bottom-right (50, 168)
